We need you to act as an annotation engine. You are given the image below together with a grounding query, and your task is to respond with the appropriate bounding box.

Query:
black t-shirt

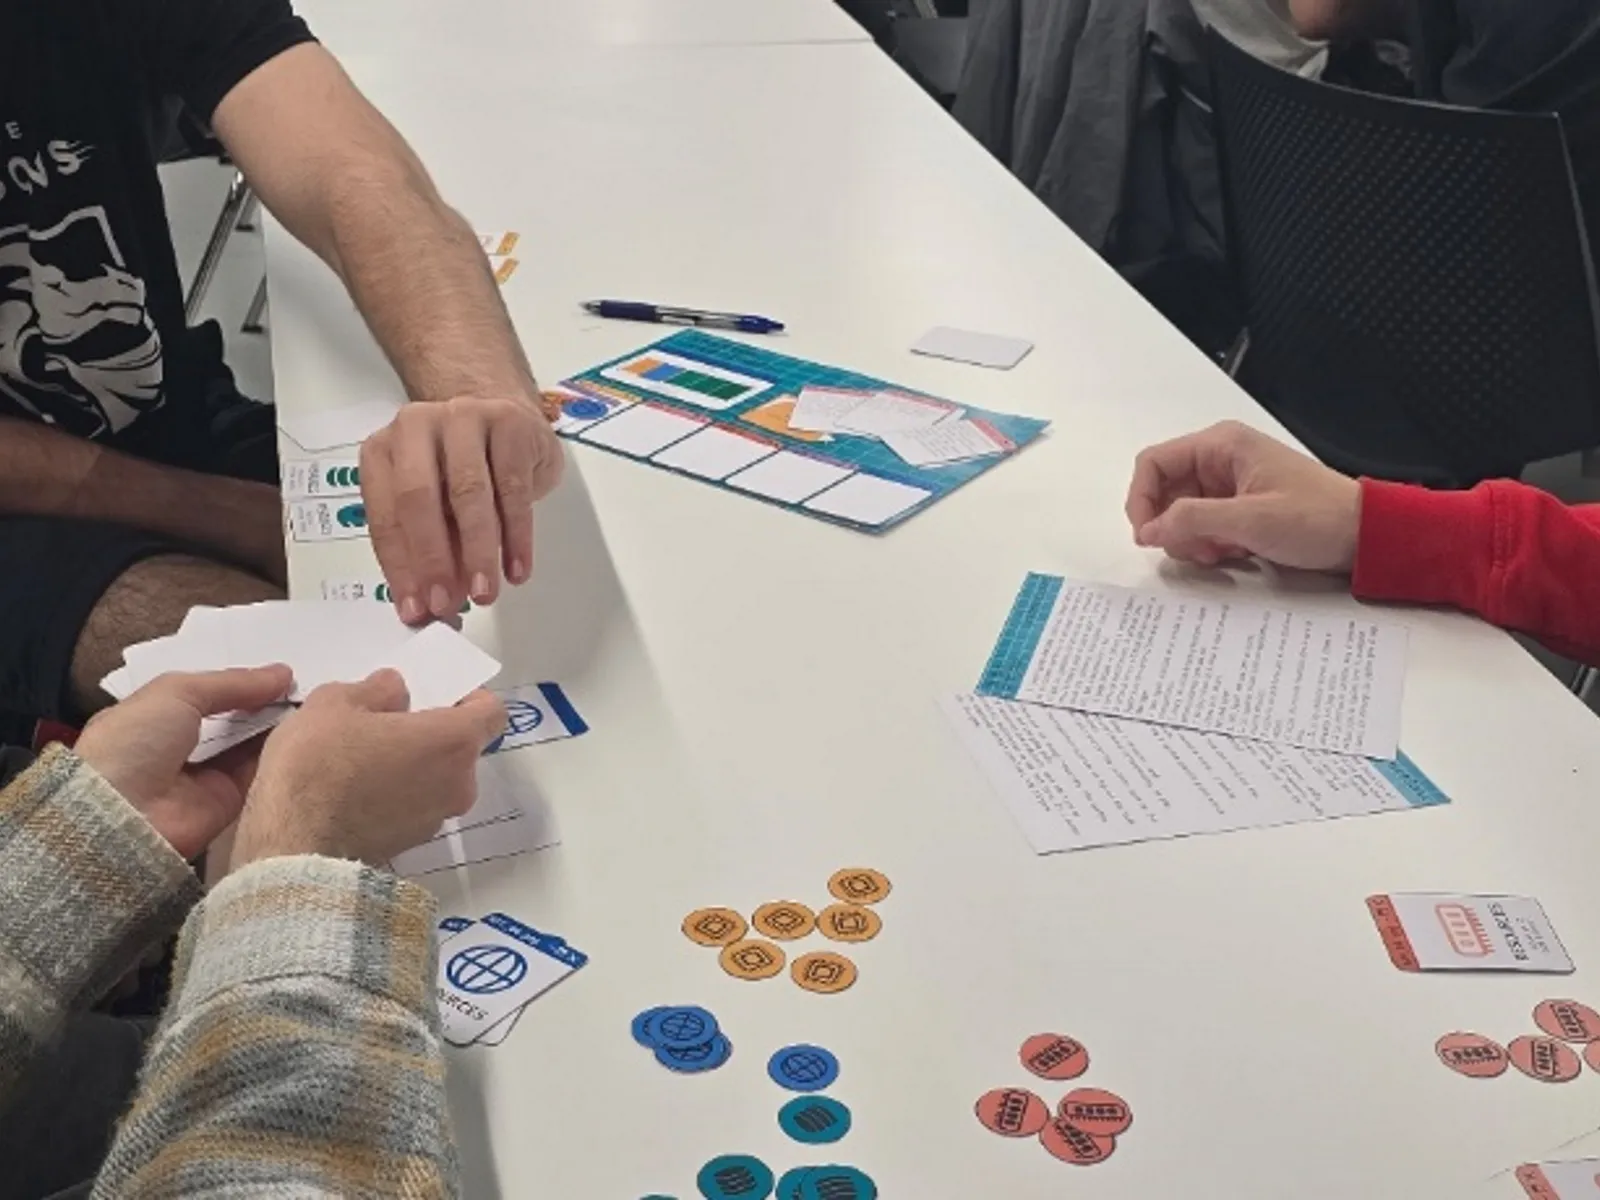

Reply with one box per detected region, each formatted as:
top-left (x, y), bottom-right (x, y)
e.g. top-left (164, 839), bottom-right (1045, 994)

top-left (1410, 1), bottom-right (1600, 109)
top-left (0, 2), bottom-right (312, 468)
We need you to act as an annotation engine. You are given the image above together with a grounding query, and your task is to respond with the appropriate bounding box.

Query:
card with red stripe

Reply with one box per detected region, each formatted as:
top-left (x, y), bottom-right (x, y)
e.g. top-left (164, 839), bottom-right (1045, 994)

top-left (1367, 893), bottom-right (1572, 973)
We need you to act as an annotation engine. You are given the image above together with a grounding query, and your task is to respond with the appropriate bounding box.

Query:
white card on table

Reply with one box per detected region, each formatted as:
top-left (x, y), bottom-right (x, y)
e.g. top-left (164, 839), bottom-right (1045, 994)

top-left (979, 574), bottom-right (1409, 760)
top-left (394, 810), bottom-right (545, 876)
top-left (911, 325), bottom-right (1034, 370)
top-left (834, 390), bottom-right (957, 438)
top-left (1518, 1160), bottom-right (1600, 1199)
top-left (287, 498), bottom-right (370, 543)
top-left (802, 473), bottom-right (932, 527)
top-left (1367, 893), bottom-right (1573, 973)
top-left (788, 386), bottom-right (870, 433)
top-left (882, 418), bottom-right (1013, 467)
top-left (436, 912), bottom-right (587, 1045)
top-left (282, 458), bottom-right (361, 500)
top-left (278, 399), bottom-right (400, 453)
top-left (941, 693), bottom-right (1448, 855)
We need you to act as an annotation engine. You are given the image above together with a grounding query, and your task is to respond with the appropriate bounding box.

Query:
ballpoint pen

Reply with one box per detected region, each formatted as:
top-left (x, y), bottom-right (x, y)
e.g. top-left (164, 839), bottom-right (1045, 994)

top-left (582, 299), bottom-right (785, 335)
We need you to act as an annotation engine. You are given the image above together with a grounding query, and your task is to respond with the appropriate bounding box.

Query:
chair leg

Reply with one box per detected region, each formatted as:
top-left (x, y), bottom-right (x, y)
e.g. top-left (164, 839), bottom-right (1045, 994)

top-left (1221, 329), bottom-right (1251, 378)
top-left (1570, 664), bottom-right (1597, 700)
top-left (184, 171), bottom-right (252, 325)
top-left (236, 191), bottom-right (261, 233)
top-left (241, 276), bottom-right (269, 334)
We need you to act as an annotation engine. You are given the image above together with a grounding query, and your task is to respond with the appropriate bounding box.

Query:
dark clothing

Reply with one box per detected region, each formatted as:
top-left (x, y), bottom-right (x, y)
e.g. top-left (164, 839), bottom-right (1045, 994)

top-left (0, 1), bottom-right (310, 464)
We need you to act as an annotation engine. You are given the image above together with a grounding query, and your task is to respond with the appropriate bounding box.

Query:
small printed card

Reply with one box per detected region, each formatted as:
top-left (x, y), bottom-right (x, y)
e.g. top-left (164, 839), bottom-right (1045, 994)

top-left (1367, 893), bottom-right (1574, 973)
top-left (282, 458), bottom-right (361, 500)
top-left (436, 912), bottom-right (588, 1046)
top-left (1518, 1160), bottom-right (1600, 1199)
top-left (486, 682), bottom-right (589, 753)
top-left (882, 417), bottom-right (1014, 467)
top-left (287, 498), bottom-right (369, 542)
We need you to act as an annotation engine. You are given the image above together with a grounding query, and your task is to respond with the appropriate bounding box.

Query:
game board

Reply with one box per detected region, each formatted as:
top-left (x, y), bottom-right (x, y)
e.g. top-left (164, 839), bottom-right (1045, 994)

top-left (555, 329), bottom-right (1049, 532)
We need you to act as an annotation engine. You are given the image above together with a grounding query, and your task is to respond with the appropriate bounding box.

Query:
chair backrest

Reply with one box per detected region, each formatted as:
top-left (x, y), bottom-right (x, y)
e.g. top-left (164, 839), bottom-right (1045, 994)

top-left (1208, 28), bottom-right (1600, 483)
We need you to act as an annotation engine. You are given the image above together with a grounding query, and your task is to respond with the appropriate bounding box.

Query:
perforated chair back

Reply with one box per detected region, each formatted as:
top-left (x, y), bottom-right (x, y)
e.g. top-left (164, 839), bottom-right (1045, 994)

top-left (1208, 28), bottom-right (1600, 485)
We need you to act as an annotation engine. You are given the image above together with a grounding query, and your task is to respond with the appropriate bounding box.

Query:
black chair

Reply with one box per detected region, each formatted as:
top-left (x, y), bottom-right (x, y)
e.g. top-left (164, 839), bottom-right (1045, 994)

top-left (1208, 28), bottom-right (1600, 487)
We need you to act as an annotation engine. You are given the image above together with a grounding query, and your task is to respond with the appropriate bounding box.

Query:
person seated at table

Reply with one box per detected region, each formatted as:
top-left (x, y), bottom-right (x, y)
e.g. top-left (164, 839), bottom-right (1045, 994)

top-left (0, 665), bottom-right (501, 1197)
top-left (1286, 1), bottom-right (1600, 155)
top-left (0, 0), bottom-right (561, 747)
top-left (1126, 422), bottom-right (1600, 665)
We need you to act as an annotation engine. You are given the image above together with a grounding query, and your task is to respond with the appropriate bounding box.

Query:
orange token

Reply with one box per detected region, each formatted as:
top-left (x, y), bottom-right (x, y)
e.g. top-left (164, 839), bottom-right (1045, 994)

top-left (1057, 1088), bottom-right (1132, 1137)
top-left (1039, 1118), bottom-right (1115, 1166)
top-left (818, 903), bottom-right (882, 944)
top-left (682, 907), bottom-right (748, 947)
top-left (1435, 1032), bottom-right (1509, 1079)
top-left (752, 901), bottom-right (816, 941)
top-left (1019, 1033), bottom-right (1090, 1081)
top-left (828, 867), bottom-right (892, 906)
top-left (719, 938), bottom-right (786, 981)
top-left (974, 1088), bottom-right (1050, 1138)
top-left (791, 950), bottom-right (858, 994)
top-left (1586, 1041), bottom-right (1600, 1075)
top-left (1508, 1035), bottom-right (1582, 1083)
top-left (1533, 999), bottom-right (1600, 1044)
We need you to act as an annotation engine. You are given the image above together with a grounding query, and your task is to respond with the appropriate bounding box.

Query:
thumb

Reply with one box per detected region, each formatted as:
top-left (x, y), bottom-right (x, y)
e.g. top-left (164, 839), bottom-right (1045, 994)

top-left (341, 668), bottom-right (412, 714)
top-left (1142, 496), bottom-right (1266, 555)
top-left (155, 664), bottom-right (294, 718)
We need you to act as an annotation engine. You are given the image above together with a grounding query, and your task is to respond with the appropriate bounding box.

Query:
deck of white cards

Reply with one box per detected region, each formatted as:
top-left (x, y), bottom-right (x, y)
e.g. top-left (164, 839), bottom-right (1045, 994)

top-left (436, 911), bottom-right (588, 1047)
top-left (787, 386), bottom-right (1013, 468)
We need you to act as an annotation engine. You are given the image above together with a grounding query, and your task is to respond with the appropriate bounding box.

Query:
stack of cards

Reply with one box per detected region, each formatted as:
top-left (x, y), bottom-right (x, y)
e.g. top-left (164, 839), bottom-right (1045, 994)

top-left (436, 910), bottom-right (588, 1047)
top-left (394, 750), bottom-right (560, 878)
top-left (101, 600), bottom-right (501, 762)
top-left (786, 386), bottom-right (1011, 468)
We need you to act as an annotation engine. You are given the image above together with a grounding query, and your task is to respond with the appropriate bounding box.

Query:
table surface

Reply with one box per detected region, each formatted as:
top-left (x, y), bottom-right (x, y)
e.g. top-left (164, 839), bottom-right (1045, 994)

top-left (267, 10), bottom-right (1600, 1198)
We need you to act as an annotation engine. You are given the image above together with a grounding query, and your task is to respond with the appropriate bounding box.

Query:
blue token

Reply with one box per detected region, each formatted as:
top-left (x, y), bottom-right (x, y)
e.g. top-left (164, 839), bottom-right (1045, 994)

top-left (632, 1006), bottom-right (670, 1048)
top-left (649, 1006), bottom-right (721, 1051)
top-left (563, 397), bottom-right (609, 421)
top-left (774, 1168), bottom-right (814, 1200)
top-left (696, 1154), bottom-right (775, 1199)
top-left (797, 1166), bottom-right (875, 1200)
top-left (778, 1095), bottom-right (852, 1145)
top-left (656, 1033), bottom-right (734, 1074)
top-left (767, 1044), bottom-right (840, 1093)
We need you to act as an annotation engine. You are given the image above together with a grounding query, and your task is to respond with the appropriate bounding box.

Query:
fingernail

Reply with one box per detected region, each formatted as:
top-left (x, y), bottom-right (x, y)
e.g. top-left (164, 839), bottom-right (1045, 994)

top-left (399, 594), bottom-right (425, 623)
top-left (471, 573), bottom-right (491, 600)
top-left (509, 558), bottom-right (527, 584)
top-left (429, 584), bottom-right (452, 616)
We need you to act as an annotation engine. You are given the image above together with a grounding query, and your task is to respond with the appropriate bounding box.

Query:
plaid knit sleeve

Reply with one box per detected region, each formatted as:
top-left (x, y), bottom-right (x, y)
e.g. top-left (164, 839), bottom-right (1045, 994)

top-left (93, 856), bottom-right (458, 1199)
top-left (0, 745), bottom-right (200, 1105)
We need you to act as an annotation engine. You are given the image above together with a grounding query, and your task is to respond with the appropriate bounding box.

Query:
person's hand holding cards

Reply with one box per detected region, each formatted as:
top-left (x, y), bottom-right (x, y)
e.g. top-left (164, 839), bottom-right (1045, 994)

top-left (231, 669), bottom-right (507, 868)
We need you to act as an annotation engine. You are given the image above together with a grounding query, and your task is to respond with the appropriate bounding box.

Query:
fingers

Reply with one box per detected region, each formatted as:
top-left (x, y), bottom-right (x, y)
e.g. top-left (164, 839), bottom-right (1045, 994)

top-left (147, 664), bottom-right (294, 718)
top-left (1126, 436), bottom-right (1203, 536)
top-left (488, 412), bottom-right (537, 586)
top-left (310, 668), bottom-right (412, 715)
top-left (360, 438), bottom-right (424, 625)
top-left (390, 410), bottom-right (461, 620)
top-left (409, 687), bottom-right (508, 754)
top-left (443, 415), bottom-right (503, 605)
top-left (1141, 496), bottom-right (1264, 564)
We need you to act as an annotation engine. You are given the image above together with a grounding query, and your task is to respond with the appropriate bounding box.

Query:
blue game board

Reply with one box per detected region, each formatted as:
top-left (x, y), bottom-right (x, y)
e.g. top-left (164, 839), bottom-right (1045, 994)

top-left (556, 330), bottom-right (1049, 532)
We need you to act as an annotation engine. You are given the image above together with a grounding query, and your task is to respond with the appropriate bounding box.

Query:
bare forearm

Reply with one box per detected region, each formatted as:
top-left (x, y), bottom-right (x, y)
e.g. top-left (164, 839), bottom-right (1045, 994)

top-left (0, 417), bottom-right (283, 571)
top-left (324, 173), bottom-right (538, 402)
top-left (1287, 0), bottom-right (1404, 39)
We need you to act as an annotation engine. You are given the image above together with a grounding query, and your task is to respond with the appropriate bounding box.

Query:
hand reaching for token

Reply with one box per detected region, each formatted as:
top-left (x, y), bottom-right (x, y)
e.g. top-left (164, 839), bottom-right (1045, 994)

top-left (1125, 421), bottom-right (1362, 572)
top-left (231, 668), bottom-right (507, 869)
top-left (359, 391), bottom-right (566, 624)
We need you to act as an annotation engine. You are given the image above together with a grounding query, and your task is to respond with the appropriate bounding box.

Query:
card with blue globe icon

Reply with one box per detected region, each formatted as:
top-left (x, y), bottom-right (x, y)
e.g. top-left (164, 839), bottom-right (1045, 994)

top-left (437, 912), bottom-right (589, 1046)
top-left (483, 682), bottom-right (589, 754)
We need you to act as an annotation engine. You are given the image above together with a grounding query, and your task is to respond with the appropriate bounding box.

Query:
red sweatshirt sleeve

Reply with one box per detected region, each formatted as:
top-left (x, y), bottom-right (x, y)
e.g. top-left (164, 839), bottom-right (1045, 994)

top-left (1352, 478), bottom-right (1600, 665)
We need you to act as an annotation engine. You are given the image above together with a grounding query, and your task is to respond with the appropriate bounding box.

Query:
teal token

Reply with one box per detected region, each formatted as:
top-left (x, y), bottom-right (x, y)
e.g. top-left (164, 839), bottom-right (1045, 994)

top-left (778, 1096), bottom-right (851, 1145)
top-left (797, 1166), bottom-right (875, 1200)
top-left (335, 502), bottom-right (367, 529)
top-left (697, 1154), bottom-right (774, 1199)
top-left (775, 1167), bottom-right (814, 1199)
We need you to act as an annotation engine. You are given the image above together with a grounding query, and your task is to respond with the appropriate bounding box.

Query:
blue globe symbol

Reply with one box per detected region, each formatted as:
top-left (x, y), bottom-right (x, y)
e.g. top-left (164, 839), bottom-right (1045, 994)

top-left (505, 700), bottom-right (544, 736)
top-left (781, 1051), bottom-right (830, 1084)
top-left (447, 944), bottom-right (528, 995)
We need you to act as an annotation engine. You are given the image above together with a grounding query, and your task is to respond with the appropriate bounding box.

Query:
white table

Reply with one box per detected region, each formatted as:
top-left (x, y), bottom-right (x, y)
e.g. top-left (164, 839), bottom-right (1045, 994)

top-left (266, 24), bottom-right (1600, 1200)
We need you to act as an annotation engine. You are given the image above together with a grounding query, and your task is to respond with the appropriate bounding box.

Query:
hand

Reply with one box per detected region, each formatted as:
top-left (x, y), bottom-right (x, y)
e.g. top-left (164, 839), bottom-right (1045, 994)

top-left (232, 669), bottom-right (507, 868)
top-left (73, 666), bottom-right (294, 861)
top-left (1125, 421), bottom-right (1362, 572)
top-left (360, 393), bottom-right (564, 623)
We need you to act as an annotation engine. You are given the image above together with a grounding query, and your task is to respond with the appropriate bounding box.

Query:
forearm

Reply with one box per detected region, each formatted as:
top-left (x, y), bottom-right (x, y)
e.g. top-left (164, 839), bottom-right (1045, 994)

top-left (1354, 479), bottom-right (1600, 665)
top-left (0, 747), bottom-right (199, 1108)
top-left (323, 169), bottom-right (539, 403)
top-left (1287, 0), bottom-right (1405, 39)
top-left (0, 416), bottom-right (282, 572)
top-left (95, 857), bottom-right (456, 1199)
